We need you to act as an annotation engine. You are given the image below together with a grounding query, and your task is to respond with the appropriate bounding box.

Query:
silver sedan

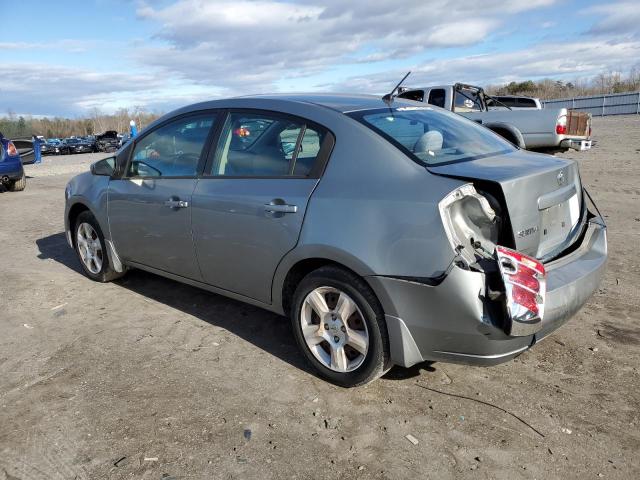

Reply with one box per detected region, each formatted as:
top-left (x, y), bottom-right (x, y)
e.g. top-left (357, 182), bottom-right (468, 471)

top-left (64, 94), bottom-right (607, 387)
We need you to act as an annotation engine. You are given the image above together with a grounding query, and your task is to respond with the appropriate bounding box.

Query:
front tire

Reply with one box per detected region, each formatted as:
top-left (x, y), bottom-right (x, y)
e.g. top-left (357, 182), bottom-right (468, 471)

top-left (8, 174), bottom-right (26, 192)
top-left (291, 266), bottom-right (389, 387)
top-left (74, 211), bottom-right (125, 282)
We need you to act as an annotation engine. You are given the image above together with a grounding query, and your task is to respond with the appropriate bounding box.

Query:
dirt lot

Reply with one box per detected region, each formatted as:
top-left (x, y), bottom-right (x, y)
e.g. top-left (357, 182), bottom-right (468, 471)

top-left (1, 117), bottom-right (639, 479)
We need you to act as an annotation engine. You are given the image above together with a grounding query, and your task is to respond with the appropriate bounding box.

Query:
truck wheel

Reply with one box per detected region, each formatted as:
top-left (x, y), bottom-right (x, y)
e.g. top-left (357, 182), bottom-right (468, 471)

top-left (290, 266), bottom-right (390, 387)
top-left (74, 211), bottom-right (125, 282)
top-left (8, 174), bottom-right (26, 192)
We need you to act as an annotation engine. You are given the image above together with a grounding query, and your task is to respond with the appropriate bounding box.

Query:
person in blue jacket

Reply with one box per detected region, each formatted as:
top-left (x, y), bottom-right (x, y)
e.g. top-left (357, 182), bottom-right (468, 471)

top-left (32, 135), bottom-right (42, 164)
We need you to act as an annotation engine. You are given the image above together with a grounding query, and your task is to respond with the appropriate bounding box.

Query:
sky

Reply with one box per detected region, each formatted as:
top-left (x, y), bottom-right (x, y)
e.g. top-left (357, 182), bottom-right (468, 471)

top-left (1, 0), bottom-right (639, 117)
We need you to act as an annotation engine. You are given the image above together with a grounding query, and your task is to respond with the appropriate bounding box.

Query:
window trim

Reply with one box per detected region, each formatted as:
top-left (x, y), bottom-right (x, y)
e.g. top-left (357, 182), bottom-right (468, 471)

top-left (120, 110), bottom-right (222, 180)
top-left (201, 108), bottom-right (335, 180)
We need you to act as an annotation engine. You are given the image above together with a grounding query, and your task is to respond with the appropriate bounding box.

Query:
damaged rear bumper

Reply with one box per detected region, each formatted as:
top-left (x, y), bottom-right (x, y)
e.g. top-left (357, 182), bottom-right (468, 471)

top-left (367, 214), bottom-right (607, 368)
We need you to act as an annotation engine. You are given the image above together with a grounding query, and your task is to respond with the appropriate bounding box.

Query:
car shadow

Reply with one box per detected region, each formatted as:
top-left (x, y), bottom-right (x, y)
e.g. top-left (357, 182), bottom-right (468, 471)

top-left (383, 361), bottom-right (436, 381)
top-left (36, 232), bottom-right (314, 376)
top-left (36, 232), bottom-right (84, 274)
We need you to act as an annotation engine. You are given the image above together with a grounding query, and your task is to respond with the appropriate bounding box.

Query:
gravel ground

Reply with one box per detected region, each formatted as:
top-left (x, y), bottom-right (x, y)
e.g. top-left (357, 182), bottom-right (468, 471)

top-left (1, 116), bottom-right (639, 479)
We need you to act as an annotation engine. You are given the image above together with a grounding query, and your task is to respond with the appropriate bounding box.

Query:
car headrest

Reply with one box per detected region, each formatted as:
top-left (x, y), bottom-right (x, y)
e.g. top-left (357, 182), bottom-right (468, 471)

top-left (414, 130), bottom-right (443, 153)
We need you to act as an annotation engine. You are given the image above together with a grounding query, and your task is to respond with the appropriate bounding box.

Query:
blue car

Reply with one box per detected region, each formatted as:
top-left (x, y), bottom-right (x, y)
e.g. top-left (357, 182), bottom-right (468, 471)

top-left (0, 133), bottom-right (26, 191)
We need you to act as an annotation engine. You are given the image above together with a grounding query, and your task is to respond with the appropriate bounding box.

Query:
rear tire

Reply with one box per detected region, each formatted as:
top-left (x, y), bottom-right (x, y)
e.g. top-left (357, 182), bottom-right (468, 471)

top-left (291, 266), bottom-right (390, 387)
top-left (8, 174), bottom-right (26, 192)
top-left (73, 211), bottom-right (125, 282)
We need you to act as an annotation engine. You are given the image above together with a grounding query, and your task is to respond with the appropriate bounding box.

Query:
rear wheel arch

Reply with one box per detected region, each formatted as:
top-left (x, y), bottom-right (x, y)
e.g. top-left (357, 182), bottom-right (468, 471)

top-left (485, 122), bottom-right (525, 149)
top-left (280, 257), bottom-right (383, 313)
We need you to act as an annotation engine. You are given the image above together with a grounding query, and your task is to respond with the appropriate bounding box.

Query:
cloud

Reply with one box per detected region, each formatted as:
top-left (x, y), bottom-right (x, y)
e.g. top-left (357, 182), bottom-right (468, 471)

top-left (135, 0), bottom-right (556, 92)
top-left (327, 39), bottom-right (640, 92)
top-left (0, 40), bottom-right (92, 53)
top-left (8, 0), bottom-right (640, 118)
top-left (0, 64), bottom-right (165, 116)
top-left (587, 2), bottom-right (640, 37)
top-left (585, 2), bottom-right (640, 38)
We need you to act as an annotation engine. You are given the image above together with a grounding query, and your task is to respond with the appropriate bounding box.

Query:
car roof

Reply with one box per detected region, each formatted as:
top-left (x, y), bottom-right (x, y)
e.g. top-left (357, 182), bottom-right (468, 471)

top-left (184, 93), bottom-right (417, 115)
top-left (145, 93), bottom-right (424, 136)
top-left (240, 93), bottom-right (409, 113)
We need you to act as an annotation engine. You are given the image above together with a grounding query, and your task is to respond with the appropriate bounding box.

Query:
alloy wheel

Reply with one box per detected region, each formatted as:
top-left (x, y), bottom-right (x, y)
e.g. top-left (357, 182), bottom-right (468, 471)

top-left (76, 222), bottom-right (103, 274)
top-left (300, 286), bottom-right (369, 372)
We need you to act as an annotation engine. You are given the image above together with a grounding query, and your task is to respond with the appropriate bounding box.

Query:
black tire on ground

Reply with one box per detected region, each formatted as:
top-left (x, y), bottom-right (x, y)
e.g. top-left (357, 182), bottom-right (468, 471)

top-left (73, 210), bottom-right (126, 282)
top-left (290, 265), bottom-right (390, 387)
top-left (8, 174), bottom-right (26, 192)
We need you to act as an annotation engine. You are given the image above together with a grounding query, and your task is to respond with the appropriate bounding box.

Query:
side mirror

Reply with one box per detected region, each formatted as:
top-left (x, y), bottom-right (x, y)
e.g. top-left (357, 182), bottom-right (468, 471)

top-left (90, 157), bottom-right (115, 176)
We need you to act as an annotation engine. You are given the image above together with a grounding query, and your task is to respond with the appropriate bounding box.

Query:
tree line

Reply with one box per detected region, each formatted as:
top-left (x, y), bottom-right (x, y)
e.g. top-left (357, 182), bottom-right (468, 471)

top-left (0, 107), bottom-right (162, 140)
top-left (486, 68), bottom-right (640, 100)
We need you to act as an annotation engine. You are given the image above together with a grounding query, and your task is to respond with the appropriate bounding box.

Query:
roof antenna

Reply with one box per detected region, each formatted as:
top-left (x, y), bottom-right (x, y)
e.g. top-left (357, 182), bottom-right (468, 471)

top-left (382, 71), bottom-right (411, 104)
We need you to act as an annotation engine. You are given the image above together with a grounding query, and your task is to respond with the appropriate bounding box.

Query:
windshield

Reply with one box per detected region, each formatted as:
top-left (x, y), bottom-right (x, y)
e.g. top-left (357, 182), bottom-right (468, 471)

top-left (350, 106), bottom-right (515, 166)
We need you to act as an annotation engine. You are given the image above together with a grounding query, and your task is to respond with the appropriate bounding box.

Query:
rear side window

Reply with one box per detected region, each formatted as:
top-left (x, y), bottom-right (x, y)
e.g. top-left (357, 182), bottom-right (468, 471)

top-left (517, 98), bottom-right (537, 108)
top-left (129, 114), bottom-right (215, 177)
top-left (351, 106), bottom-right (515, 166)
top-left (495, 97), bottom-right (518, 107)
top-left (427, 89), bottom-right (446, 108)
top-left (210, 112), bottom-right (329, 177)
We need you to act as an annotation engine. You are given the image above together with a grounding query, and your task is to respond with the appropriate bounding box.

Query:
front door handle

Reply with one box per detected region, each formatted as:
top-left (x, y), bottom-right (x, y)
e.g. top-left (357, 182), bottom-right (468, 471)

top-left (264, 203), bottom-right (298, 214)
top-left (164, 197), bottom-right (189, 209)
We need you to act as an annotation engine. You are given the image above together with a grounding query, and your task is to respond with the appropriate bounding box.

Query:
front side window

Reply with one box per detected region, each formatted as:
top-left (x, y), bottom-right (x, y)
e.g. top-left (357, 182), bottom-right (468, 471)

top-left (350, 106), bottom-right (516, 166)
top-left (128, 114), bottom-right (215, 177)
top-left (211, 112), bottom-right (327, 177)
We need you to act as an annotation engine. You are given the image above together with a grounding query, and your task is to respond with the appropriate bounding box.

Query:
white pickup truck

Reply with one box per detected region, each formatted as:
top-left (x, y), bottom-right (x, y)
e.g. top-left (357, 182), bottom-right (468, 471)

top-left (397, 83), bottom-right (592, 154)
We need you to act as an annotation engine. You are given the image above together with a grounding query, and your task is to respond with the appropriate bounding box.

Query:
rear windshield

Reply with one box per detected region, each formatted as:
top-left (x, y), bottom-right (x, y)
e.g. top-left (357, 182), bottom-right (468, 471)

top-left (349, 106), bottom-right (515, 166)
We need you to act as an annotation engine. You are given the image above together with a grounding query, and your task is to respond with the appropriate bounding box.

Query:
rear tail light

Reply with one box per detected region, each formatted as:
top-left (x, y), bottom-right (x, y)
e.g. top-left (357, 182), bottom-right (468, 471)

top-left (556, 115), bottom-right (567, 135)
top-left (7, 141), bottom-right (18, 156)
top-left (495, 246), bottom-right (546, 328)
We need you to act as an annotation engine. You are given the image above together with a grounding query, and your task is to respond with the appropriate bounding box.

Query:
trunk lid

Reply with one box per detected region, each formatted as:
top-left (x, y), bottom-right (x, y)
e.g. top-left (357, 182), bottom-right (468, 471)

top-left (428, 150), bottom-right (583, 260)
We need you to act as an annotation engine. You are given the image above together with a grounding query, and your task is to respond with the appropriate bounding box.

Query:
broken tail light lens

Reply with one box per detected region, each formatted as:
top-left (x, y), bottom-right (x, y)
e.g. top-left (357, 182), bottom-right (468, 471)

top-left (496, 246), bottom-right (546, 329)
top-left (7, 141), bottom-right (18, 156)
top-left (438, 184), bottom-right (499, 266)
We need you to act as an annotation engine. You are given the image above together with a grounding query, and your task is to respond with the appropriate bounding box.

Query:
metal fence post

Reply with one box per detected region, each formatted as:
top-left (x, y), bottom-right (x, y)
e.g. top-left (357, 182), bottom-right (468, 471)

top-left (602, 95), bottom-right (606, 116)
top-left (637, 92), bottom-right (640, 115)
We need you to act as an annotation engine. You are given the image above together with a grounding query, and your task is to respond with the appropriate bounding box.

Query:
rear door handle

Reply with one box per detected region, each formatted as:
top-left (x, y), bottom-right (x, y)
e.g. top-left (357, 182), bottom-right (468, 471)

top-left (264, 203), bottom-right (298, 213)
top-left (165, 197), bottom-right (189, 209)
